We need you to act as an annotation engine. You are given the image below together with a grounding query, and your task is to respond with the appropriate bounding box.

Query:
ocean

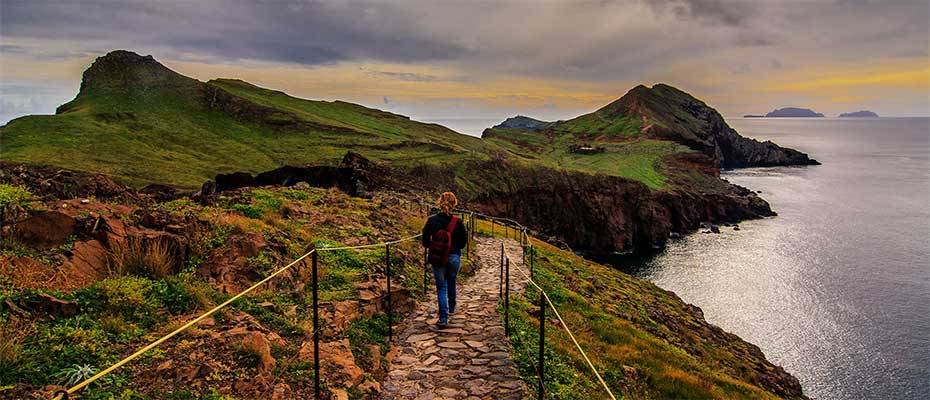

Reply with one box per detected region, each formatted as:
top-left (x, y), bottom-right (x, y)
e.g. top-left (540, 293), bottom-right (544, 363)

top-left (631, 118), bottom-right (930, 400)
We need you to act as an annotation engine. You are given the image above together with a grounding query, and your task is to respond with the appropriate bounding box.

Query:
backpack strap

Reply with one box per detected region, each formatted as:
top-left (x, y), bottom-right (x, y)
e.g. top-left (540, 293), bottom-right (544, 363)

top-left (446, 216), bottom-right (459, 233)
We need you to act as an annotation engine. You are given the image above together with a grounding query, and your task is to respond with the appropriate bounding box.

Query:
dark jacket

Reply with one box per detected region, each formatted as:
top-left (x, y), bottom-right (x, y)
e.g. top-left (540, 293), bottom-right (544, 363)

top-left (421, 213), bottom-right (467, 254)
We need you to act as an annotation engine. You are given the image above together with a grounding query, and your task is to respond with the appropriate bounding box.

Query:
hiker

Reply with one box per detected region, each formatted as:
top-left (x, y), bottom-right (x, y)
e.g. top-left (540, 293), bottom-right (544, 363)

top-left (422, 191), bottom-right (468, 327)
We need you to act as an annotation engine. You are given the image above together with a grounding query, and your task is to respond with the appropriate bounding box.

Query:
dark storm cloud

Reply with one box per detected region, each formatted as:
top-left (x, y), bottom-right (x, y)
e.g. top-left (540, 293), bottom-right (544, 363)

top-left (0, 0), bottom-right (469, 65)
top-left (1, 0), bottom-right (928, 82)
top-left (646, 0), bottom-right (758, 26)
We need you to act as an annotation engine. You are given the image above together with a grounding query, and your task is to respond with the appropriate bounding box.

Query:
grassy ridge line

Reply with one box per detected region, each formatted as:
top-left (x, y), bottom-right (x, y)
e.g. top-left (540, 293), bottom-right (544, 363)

top-left (0, 52), bottom-right (683, 190)
top-left (499, 235), bottom-right (780, 399)
top-left (0, 69), bottom-right (499, 189)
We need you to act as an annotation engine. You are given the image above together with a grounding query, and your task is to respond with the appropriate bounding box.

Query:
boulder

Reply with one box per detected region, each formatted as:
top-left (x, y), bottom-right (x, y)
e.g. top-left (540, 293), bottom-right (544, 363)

top-left (358, 380), bottom-right (382, 395)
top-left (20, 293), bottom-right (79, 319)
top-left (13, 211), bottom-right (76, 250)
top-left (215, 172), bottom-right (255, 192)
top-left (299, 338), bottom-right (364, 388)
top-left (237, 331), bottom-right (276, 373)
top-left (139, 183), bottom-right (179, 201)
top-left (198, 232), bottom-right (268, 293)
top-left (61, 239), bottom-right (108, 281)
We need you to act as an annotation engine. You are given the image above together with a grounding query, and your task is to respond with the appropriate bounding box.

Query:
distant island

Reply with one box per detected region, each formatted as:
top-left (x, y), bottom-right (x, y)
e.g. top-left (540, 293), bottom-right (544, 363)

top-left (839, 110), bottom-right (879, 118)
top-left (743, 114), bottom-right (765, 118)
top-left (765, 107), bottom-right (825, 118)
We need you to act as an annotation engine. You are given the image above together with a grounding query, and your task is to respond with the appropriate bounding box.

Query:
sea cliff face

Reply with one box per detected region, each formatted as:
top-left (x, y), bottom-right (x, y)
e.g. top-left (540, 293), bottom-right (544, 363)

top-left (460, 161), bottom-right (772, 254)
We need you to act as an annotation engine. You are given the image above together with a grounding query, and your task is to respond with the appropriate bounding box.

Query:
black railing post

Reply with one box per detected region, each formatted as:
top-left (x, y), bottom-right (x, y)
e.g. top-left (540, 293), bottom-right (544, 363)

top-left (531, 246), bottom-right (535, 279)
top-left (505, 257), bottom-right (511, 336)
top-left (465, 215), bottom-right (470, 258)
top-left (386, 243), bottom-right (392, 342)
top-left (499, 243), bottom-right (504, 300)
top-left (311, 251), bottom-right (320, 400)
top-left (538, 288), bottom-right (545, 400)
top-left (423, 247), bottom-right (429, 295)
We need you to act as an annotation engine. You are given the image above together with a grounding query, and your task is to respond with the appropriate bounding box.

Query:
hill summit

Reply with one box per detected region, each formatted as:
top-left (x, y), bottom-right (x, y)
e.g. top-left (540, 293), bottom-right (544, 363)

top-left (487, 84), bottom-right (820, 168)
top-left (57, 50), bottom-right (201, 115)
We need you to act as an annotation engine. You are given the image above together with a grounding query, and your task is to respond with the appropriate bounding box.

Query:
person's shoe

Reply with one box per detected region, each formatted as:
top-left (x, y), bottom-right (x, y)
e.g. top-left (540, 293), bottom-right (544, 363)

top-left (449, 306), bottom-right (456, 315)
top-left (436, 320), bottom-right (449, 328)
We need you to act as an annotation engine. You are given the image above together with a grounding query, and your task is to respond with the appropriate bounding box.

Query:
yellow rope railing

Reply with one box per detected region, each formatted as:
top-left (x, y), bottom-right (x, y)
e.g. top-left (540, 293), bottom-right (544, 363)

top-left (52, 234), bottom-right (422, 400)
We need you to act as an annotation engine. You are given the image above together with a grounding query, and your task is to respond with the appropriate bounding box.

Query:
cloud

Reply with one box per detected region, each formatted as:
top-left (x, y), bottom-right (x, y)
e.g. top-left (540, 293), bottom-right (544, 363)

top-left (0, 0), bottom-right (928, 119)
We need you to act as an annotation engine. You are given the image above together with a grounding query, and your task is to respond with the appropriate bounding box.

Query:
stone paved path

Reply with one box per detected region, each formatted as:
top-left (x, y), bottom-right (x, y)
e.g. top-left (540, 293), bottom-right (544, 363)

top-left (381, 237), bottom-right (529, 400)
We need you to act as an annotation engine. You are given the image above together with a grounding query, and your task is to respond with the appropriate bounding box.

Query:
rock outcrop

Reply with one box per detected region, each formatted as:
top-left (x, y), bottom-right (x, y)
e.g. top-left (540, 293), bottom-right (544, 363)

top-left (209, 152), bottom-right (391, 198)
top-left (609, 85), bottom-right (820, 167)
top-left (461, 160), bottom-right (772, 254)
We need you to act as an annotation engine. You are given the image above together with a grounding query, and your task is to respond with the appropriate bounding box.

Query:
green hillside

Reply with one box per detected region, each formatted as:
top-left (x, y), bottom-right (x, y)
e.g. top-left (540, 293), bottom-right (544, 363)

top-left (0, 50), bottom-right (689, 190)
top-left (0, 51), bottom-right (495, 188)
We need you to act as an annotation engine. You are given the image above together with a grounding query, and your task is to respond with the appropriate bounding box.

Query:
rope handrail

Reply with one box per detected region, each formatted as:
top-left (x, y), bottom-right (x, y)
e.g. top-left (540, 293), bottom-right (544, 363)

top-left (508, 249), bottom-right (617, 400)
top-left (470, 212), bottom-right (616, 400)
top-left (52, 233), bottom-right (422, 400)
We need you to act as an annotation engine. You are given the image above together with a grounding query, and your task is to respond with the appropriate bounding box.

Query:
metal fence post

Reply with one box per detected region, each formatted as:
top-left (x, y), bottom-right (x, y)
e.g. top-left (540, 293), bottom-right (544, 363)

top-left (386, 243), bottom-right (392, 342)
top-left (538, 288), bottom-right (545, 400)
top-left (505, 257), bottom-right (511, 336)
top-left (499, 243), bottom-right (504, 300)
top-left (465, 215), bottom-right (470, 258)
top-left (531, 246), bottom-right (535, 279)
top-left (311, 251), bottom-right (320, 400)
top-left (423, 247), bottom-right (429, 295)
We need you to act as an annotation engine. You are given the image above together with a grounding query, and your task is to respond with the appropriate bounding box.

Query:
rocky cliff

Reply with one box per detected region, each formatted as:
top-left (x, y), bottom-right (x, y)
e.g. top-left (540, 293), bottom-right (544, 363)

top-left (608, 84), bottom-right (820, 168)
top-left (449, 158), bottom-right (772, 254)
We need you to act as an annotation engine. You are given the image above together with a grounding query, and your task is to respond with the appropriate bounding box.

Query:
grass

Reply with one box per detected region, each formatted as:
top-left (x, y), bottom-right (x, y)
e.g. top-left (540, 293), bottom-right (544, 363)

top-left (0, 58), bottom-right (701, 191)
top-left (553, 111), bottom-right (643, 138)
top-left (0, 185), bottom-right (429, 398)
top-left (107, 238), bottom-right (177, 278)
top-left (503, 237), bottom-right (783, 400)
top-left (0, 71), bottom-right (495, 188)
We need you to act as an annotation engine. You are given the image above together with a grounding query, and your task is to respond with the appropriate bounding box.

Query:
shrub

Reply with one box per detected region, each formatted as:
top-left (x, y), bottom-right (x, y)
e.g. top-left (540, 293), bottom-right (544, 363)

top-left (0, 317), bottom-right (33, 373)
top-left (53, 363), bottom-right (98, 386)
top-left (73, 276), bottom-right (160, 327)
top-left (230, 189), bottom-right (284, 219)
top-left (230, 203), bottom-right (263, 219)
top-left (107, 238), bottom-right (176, 278)
top-left (280, 189), bottom-right (310, 200)
top-left (150, 277), bottom-right (197, 315)
top-left (0, 184), bottom-right (32, 209)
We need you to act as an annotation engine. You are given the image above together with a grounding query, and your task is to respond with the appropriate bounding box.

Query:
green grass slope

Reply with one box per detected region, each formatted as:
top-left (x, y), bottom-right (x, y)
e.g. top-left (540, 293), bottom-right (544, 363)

top-left (502, 234), bottom-right (799, 399)
top-left (1, 50), bottom-right (700, 191)
top-left (0, 51), bottom-right (495, 188)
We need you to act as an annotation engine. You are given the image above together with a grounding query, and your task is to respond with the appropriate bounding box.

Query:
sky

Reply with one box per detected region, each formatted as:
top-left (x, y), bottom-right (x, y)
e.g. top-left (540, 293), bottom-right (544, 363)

top-left (2, 0), bottom-right (929, 131)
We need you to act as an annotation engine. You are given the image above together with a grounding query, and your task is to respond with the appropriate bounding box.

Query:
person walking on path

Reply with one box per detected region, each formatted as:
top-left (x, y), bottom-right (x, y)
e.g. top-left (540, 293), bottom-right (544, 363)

top-left (421, 192), bottom-right (468, 327)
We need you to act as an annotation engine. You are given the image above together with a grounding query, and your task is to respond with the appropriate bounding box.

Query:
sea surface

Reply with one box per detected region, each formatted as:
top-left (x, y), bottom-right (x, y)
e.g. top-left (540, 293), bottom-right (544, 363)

top-left (421, 118), bottom-right (502, 137)
top-left (629, 118), bottom-right (930, 400)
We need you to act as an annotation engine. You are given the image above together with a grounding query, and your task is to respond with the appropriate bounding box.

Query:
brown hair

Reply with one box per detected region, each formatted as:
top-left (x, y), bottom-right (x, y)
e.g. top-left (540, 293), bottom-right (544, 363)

top-left (437, 192), bottom-right (458, 214)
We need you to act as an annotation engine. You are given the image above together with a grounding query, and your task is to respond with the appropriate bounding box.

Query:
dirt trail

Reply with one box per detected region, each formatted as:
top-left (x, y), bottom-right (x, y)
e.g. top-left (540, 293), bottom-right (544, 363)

top-left (381, 237), bottom-right (529, 400)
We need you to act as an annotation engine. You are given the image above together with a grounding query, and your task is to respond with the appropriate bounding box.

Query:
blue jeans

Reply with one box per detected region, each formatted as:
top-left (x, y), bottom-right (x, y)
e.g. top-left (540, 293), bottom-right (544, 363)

top-left (433, 254), bottom-right (461, 324)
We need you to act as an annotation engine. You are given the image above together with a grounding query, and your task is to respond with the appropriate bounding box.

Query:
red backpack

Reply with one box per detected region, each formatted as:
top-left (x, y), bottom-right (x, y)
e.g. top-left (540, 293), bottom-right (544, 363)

top-left (428, 216), bottom-right (459, 267)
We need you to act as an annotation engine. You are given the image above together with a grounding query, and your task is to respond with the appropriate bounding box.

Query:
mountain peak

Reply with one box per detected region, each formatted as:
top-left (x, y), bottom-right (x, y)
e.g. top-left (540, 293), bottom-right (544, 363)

top-left (57, 50), bottom-right (203, 113)
top-left (77, 50), bottom-right (198, 95)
